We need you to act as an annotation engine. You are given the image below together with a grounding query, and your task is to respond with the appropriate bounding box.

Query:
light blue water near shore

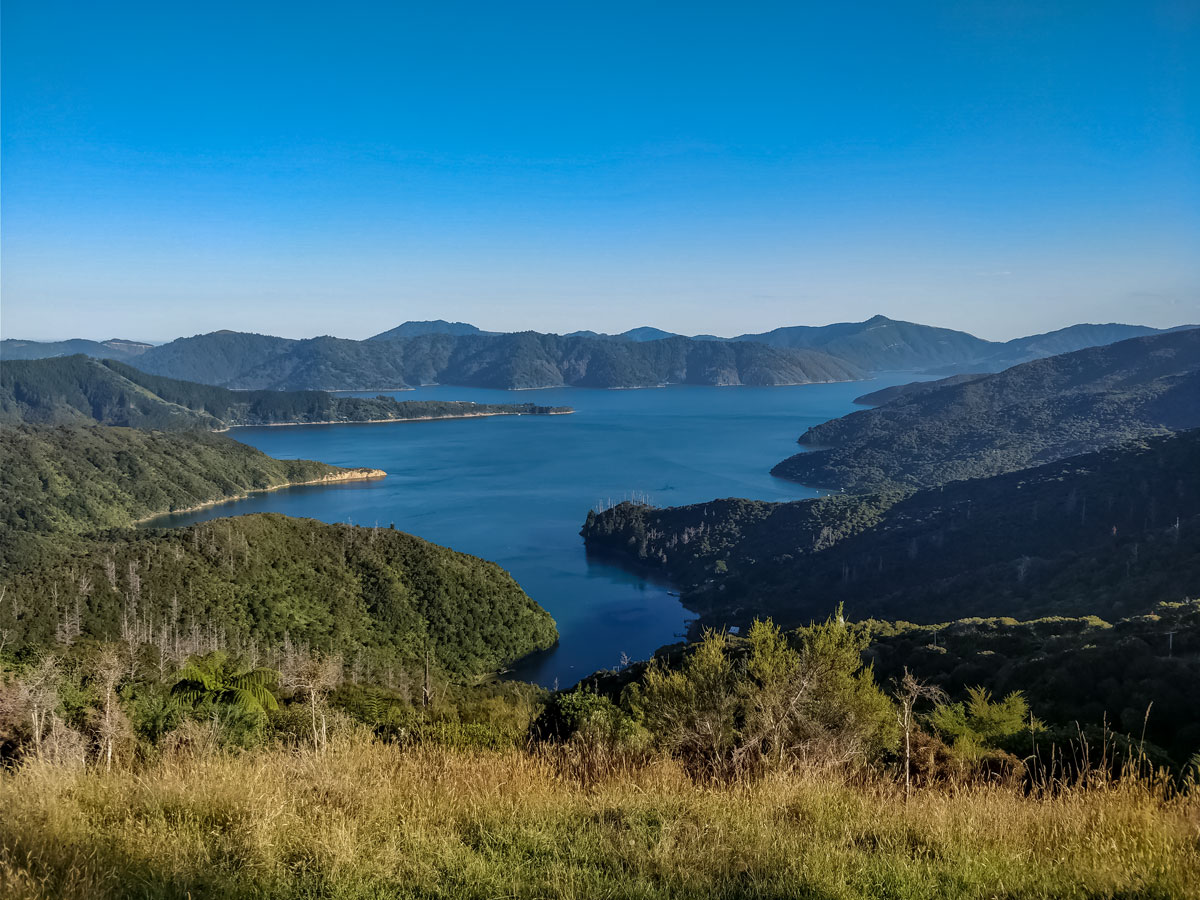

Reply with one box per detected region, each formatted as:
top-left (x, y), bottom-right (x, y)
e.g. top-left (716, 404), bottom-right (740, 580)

top-left (144, 377), bottom-right (917, 686)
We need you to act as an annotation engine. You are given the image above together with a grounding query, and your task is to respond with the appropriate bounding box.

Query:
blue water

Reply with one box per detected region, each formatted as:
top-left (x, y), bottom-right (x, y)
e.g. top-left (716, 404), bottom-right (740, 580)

top-left (145, 377), bottom-right (915, 686)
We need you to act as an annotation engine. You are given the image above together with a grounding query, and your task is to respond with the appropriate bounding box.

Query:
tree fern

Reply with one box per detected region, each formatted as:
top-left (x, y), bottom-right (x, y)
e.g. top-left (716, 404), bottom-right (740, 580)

top-left (171, 651), bottom-right (279, 716)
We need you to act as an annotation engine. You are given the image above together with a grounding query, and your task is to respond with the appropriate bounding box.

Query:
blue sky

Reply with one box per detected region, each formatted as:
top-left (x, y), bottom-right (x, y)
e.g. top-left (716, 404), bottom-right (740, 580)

top-left (2, 1), bottom-right (1197, 342)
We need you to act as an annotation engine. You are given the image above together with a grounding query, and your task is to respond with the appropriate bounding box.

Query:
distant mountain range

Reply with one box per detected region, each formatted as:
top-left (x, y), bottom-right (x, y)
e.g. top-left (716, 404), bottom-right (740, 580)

top-left (10, 331), bottom-right (859, 391)
top-left (0, 337), bottom-right (154, 362)
top-left (3, 316), bottom-right (1194, 391)
top-left (365, 316), bottom-right (1192, 374)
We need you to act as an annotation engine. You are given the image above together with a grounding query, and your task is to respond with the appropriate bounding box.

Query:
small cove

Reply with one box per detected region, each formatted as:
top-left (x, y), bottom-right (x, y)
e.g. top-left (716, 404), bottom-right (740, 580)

top-left (143, 376), bottom-right (917, 686)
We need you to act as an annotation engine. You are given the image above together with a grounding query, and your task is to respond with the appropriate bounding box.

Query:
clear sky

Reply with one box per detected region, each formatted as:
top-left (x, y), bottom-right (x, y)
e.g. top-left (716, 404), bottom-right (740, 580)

top-left (2, 1), bottom-right (1197, 343)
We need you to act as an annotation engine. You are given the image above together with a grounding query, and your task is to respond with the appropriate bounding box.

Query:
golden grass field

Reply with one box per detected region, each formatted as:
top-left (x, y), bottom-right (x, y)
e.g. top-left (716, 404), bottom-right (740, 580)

top-left (2, 737), bottom-right (1197, 899)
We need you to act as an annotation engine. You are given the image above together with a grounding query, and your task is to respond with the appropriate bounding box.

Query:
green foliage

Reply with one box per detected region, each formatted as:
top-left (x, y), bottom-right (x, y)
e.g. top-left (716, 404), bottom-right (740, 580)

top-left (867, 600), bottom-right (1200, 767)
top-left (0, 514), bottom-right (557, 680)
top-left (773, 328), bottom-right (1200, 491)
top-left (542, 687), bottom-right (647, 758)
top-left (627, 616), bottom-right (897, 777)
top-left (123, 686), bottom-right (183, 746)
top-left (584, 428), bottom-right (1200, 625)
top-left (634, 630), bottom-right (740, 774)
top-left (926, 687), bottom-right (1034, 761)
top-left (0, 424), bottom-right (356, 558)
top-left (171, 652), bottom-right (280, 717)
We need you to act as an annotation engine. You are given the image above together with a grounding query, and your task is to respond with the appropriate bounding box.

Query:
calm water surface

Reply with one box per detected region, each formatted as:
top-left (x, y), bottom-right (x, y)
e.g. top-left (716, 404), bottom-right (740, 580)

top-left (146, 377), bottom-right (916, 686)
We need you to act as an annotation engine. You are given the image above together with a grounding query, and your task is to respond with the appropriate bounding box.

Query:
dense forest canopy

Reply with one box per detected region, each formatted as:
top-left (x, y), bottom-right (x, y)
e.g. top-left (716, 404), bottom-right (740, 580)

top-left (0, 513), bottom-right (557, 679)
top-left (0, 425), bottom-right (367, 542)
top-left (774, 328), bottom-right (1200, 492)
top-left (0, 423), bottom-right (557, 682)
top-left (584, 428), bottom-right (1200, 626)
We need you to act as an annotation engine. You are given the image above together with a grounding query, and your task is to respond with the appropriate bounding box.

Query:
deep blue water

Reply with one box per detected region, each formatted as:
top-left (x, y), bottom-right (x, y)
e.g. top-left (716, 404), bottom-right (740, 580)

top-left (145, 377), bottom-right (917, 686)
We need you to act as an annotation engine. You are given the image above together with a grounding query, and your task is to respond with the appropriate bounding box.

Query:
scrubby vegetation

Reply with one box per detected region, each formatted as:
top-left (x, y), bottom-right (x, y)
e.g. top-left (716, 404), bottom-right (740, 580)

top-left (773, 328), bottom-right (1200, 491)
top-left (0, 356), bottom-right (571, 430)
top-left (864, 601), bottom-right (1200, 768)
top-left (1, 617), bottom-right (1197, 899)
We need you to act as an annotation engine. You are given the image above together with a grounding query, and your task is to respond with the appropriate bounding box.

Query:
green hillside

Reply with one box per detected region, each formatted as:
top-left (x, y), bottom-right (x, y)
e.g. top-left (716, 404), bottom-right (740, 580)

top-left (124, 330), bottom-right (863, 390)
top-left (583, 428), bottom-right (1200, 626)
top-left (0, 356), bottom-right (571, 429)
top-left (853, 373), bottom-right (986, 406)
top-left (0, 425), bottom-right (379, 544)
top-left (865, 601), bottom-right (1200, 766)
top-left (773, 328), bottom-right (1200, 492)
top-left (730, 314), bottom-right (996, 370)
top-left (0, 513), bottom-right (556, 678)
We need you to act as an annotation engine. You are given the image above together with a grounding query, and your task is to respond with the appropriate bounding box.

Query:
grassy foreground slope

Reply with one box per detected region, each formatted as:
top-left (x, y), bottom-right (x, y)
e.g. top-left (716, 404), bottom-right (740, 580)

top-left (773, 328), bottom-right (1200, 492)
top-left (3, 742), bottom-right (1195, 900)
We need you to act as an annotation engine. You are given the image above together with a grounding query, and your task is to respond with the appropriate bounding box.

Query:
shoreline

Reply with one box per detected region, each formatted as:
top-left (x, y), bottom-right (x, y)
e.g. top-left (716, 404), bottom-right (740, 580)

top-left (287, 379), bottom-right (869, 394)
top-left (225, 412), bottom-right (580, 434)
top-left (216, 409), bottom-right (574, 431)
top-left (135, 467), bottom-right (387, 524)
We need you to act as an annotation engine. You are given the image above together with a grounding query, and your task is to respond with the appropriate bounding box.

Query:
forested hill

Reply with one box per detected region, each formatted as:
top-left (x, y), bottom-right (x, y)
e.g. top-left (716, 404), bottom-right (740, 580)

top-left (368, 320), bottom-right (494, 340)
top-left (0, 513), bottom-right (557, 679)
top-left (113, 330), bottom-right (863, 390)
top-left (853, 373), bottom-right (987, 407)
top-left (773, 328), bottom-right (1200, 492)
top-left (0, 356), bottom-right (571, 430)
top-left (583, 428), bottom-right (1200, 627)
top-left (957, 323), bottom-right (1195, 374)
top-left (0, 425), bottom-right (382, 556)
top-left (729, 315), bottom-right (995, 370)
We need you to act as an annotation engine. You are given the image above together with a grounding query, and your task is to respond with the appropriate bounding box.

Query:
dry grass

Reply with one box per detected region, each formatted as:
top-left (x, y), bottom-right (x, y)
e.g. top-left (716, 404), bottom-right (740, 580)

top-left (1, 737), bottom-right (1198, 899)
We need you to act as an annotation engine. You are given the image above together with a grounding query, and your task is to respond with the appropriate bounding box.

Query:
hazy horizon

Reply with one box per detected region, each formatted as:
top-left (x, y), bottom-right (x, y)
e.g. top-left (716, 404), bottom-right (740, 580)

top-left (6, 311), bottom-right (1200, 348)
top-left (3, 2), bottom-right (1198, 343)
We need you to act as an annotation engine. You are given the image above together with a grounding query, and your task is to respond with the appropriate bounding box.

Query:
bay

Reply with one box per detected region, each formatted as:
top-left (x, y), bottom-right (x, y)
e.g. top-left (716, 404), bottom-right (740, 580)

top-left (144, 376), bottom-right (917, 686)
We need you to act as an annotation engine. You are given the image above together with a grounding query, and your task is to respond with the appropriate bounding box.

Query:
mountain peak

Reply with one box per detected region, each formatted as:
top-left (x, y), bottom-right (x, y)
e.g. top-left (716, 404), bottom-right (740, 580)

top-left (369, 320), bottom-right (490, 341)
